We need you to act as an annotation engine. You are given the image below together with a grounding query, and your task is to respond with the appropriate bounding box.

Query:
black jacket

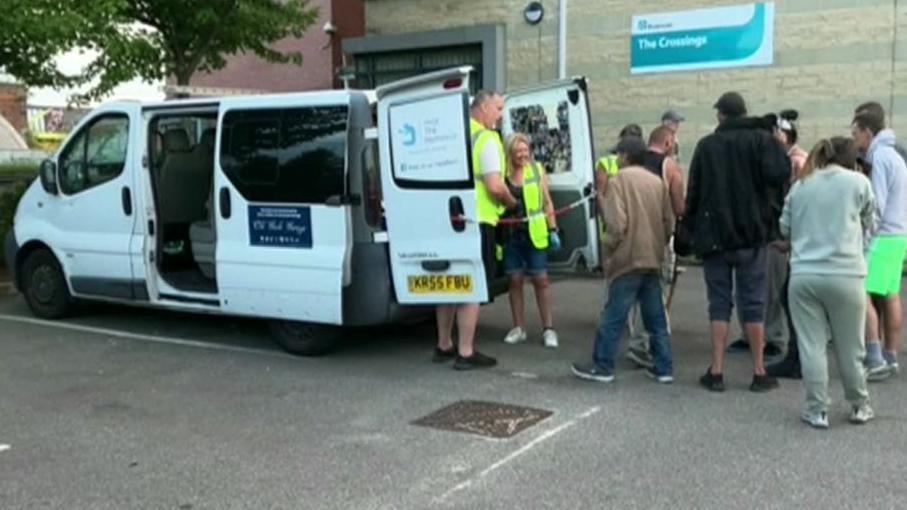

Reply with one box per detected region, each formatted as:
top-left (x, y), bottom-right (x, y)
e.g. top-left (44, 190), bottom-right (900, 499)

top-left (684, 117), bottom-right (791, 255)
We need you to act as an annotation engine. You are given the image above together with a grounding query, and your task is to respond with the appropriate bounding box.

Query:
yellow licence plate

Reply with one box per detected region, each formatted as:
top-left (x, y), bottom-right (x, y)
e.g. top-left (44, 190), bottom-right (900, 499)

top-left (408, 274), bottom-right (474, 294)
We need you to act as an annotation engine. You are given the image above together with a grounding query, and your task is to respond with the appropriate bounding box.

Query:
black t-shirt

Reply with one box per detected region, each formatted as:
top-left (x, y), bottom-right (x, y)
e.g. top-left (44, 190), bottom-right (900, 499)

top-left (643, 150), bottom-right (666, 179)
top-left (502, 178), bottom-right (529, 242)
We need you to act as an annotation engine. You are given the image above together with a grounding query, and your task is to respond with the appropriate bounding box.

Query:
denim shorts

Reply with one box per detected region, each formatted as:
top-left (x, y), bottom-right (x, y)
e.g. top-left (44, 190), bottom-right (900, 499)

top-left (503, 237), bottom-right (548, 276)
top-left (702, 247), bottom-right (767, 323)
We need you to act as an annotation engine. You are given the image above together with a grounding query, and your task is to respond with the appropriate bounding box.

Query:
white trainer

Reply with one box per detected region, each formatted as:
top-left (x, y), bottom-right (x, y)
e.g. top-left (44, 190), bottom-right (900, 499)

top-left (850, 404), bottom-right (875, 424)
top-left (504, 327), bottom-right (527, 345)
top-left (542, 329), bottom-right (559, 348)
top-left (801, 409), bottom-right (829, 429)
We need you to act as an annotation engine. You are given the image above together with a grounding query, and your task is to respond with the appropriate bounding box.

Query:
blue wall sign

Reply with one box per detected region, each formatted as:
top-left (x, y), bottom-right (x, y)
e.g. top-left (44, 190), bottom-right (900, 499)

top-left (631, 3), bottom-right (774, 75)
top-left (248, 205), bottom-right (313, 248)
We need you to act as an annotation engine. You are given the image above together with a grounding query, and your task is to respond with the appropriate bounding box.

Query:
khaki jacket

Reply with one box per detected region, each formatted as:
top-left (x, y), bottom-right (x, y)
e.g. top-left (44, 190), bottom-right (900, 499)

top-left (603, 166), bottom-right (675, 280)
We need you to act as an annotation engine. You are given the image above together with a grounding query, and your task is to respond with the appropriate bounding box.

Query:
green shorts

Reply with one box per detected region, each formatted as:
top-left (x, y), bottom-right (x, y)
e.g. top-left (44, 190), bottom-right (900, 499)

top-left (866, 236), bottom-right (907, 296)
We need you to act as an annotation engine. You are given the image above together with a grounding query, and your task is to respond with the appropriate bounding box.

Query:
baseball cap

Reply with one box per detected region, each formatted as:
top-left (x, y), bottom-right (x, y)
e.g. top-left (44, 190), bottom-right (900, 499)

top-left (661, 109), bottom-right (685, 123)
top-left (714, 92), bottom-right (747, 117)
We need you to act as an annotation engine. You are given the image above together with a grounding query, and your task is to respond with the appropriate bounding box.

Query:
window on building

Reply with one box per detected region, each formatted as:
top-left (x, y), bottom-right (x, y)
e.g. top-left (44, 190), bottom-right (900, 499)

top-left (354, 45), bottom-right (483, 94)
top-left (219, 106), bottom-right (348, 204)
top-left (59, 115), bottom-right (129, 195)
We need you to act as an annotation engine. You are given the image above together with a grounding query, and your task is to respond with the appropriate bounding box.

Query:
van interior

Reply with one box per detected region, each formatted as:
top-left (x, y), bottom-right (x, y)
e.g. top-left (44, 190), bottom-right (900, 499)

top-left (148, 112), bottom-right (219, 293)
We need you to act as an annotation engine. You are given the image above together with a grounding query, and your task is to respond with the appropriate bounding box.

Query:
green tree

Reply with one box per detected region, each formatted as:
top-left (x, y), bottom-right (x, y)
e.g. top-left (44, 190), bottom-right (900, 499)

top-left (1, 0), bottom-right (120, 88)
top-left (2, 0), bottom-right (318, 101)
top-left (89, 0), bottom-right (319, 98)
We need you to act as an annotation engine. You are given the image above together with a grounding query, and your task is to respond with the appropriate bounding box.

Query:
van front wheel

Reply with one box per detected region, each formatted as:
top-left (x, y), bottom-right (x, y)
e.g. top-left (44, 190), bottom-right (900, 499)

top-left (269, 320), bottom-right (340, 356)
top-left (21, 248), bottom-right (72, 319)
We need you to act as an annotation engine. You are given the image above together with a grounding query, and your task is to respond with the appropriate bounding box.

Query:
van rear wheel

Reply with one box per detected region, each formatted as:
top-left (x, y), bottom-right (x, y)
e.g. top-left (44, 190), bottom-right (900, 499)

top-left (21, 248), bottom-right (72, 319)
top-left (269, 320), bottom-right (340, 356)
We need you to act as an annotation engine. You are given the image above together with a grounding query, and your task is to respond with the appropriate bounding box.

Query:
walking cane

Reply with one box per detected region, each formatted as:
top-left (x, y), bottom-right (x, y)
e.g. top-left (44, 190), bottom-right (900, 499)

top-left (665, 257), bottom-right (682, 311)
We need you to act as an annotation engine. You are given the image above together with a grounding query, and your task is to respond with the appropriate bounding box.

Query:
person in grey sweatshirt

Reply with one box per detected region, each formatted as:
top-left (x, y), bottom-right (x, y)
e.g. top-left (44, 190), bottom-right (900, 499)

top-left (781, 137), bottom-right (876, 429)
top-left (851, 112), bottom-right (907, 380)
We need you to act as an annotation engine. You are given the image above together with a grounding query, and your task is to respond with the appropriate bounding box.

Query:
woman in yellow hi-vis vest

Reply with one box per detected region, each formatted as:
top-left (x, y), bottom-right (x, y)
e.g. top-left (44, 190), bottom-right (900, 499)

top-left (500, 133), bottom-right (562, 348)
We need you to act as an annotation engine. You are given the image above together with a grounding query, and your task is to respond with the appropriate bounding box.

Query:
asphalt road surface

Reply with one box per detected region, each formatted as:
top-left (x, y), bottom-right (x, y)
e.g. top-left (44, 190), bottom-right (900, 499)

top-left (1, 269), bottom-right (906, 509)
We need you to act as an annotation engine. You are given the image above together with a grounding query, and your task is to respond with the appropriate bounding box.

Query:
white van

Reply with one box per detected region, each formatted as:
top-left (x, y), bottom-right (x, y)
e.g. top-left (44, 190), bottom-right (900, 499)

top-left (4, 67), bottom-right (599, 355)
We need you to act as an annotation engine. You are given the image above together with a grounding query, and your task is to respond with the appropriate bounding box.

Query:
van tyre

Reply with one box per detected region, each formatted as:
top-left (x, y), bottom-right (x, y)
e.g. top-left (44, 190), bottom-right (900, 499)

top-left (21, 248), bottom-right (72, 319)
top-left (269, 320), bottom-right (340, 356)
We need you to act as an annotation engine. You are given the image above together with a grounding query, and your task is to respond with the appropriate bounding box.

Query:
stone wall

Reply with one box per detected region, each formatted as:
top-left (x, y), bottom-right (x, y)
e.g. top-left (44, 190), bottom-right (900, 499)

top-left (364, 0), bottom-right (907, 159)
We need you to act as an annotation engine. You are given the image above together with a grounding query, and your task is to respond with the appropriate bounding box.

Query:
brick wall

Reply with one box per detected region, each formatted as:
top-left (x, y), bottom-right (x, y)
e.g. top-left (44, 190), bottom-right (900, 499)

top-left (0, 83), bottom-right (27, 134)
top-left (189, 0), bottom-right (364, 92)
top-left (364, 0), bottom-right (907, 158)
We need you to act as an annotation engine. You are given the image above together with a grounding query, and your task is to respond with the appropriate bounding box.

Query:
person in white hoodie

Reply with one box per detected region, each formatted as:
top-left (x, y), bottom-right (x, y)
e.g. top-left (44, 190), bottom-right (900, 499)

top-left (781, 137), bottom-right (876, 429)
top-left (852, 112), bottom-right (907, 380)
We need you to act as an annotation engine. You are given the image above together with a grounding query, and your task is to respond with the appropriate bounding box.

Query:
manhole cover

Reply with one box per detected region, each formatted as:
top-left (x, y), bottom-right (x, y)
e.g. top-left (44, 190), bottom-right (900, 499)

top-left (412, 400), bottom-right (553, 439)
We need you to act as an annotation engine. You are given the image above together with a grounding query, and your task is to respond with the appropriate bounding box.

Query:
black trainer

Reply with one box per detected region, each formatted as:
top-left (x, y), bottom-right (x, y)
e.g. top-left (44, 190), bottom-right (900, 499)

top-left (750, 373), bottom-right (780, 392)
top-left (432, 346), bottom-right (456, 363)
top-left (764, 343), bottom-right (783, 358)
top-left (727, 339), bottom-right (750, 353)
top-left (699, 368), bottom-right (725, 392)
top-left (766, 358), bottom-right (802, 379)
top-left (453, 351), bottom-right (497, 370)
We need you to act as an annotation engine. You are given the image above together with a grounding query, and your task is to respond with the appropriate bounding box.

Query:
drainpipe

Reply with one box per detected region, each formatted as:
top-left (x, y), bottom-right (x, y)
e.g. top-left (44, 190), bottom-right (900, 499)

top-left (558, 0), bottom-right (567, 79)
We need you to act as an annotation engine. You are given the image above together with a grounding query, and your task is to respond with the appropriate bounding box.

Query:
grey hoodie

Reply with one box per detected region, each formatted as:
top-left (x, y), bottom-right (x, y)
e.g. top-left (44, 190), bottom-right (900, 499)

top-left (868, 129), bottom-right (907, 236)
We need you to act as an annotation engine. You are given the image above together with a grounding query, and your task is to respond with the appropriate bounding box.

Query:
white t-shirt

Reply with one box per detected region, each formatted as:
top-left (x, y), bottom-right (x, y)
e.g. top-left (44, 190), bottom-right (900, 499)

top-left (478, 136), bottom-right (504, 176)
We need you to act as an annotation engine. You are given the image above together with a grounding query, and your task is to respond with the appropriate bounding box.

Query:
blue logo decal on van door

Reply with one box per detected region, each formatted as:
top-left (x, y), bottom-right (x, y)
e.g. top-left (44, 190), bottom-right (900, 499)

top-left (248, 206), bottom-right (312, 248)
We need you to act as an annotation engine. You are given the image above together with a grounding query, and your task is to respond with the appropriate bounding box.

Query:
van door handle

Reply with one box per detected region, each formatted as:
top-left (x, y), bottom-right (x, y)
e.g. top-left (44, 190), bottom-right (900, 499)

top-left (219, 187), bottom-right (231, 219)
top-left (583, 183), bottom-right (595, 219)
top-left (422, 260), bottom-right (451, 272)
top-left (448, 196), bottom-right (465, 232)
top-left (121, 186), bottom-right (132, 216)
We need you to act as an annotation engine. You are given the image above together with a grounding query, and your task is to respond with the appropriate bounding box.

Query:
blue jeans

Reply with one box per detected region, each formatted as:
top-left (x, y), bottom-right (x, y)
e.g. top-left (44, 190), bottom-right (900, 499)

top-left (593, 272), bottom-right (673, 376)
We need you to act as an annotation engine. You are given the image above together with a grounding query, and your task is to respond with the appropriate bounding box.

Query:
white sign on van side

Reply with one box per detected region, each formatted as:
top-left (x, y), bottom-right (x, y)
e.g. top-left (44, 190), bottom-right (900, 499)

top-left (389, 93), bottom-right (470, 183)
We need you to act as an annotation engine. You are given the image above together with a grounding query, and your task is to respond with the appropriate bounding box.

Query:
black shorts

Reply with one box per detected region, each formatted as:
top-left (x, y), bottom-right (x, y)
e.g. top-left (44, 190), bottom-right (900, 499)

top-left (480, 224), bottom-right (496, 303)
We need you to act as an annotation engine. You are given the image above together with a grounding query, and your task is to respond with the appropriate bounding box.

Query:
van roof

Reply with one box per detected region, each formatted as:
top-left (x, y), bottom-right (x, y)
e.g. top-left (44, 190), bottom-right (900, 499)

top-left (134, 89), bottom-right (376, 111)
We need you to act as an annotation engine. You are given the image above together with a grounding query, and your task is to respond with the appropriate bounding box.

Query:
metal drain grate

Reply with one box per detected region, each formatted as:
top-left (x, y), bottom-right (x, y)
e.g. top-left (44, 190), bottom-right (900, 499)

top-left (412, 400), bottom-right (553, 439)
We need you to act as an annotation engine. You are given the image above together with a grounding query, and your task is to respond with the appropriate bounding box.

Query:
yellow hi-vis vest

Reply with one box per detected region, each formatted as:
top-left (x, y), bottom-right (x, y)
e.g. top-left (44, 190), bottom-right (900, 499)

top-left (597, 155), bottom-right (619, 177)
top-left (470, 118), bottom-right (506, 226)
top-left (522, 162), bottom-right (549, 250)
top-left (596, 155), bottom-right (619, 241)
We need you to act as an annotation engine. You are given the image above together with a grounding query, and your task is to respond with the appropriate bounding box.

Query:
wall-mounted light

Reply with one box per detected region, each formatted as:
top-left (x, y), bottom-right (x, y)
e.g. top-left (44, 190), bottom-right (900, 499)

top-left (524, 1), bottom-right (545, 25)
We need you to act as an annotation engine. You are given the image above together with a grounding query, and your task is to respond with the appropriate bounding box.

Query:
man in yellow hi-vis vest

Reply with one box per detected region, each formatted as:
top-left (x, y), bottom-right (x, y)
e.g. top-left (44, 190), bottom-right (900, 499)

top-left (434, 90), bottom-right (518, 371)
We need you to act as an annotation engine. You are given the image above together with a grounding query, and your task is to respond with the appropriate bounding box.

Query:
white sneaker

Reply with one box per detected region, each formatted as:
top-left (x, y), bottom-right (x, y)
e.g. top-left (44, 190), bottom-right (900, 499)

top-left (801, 409), bottom-right (829, 429)
top-left (504, 327), bottom-right (527, 345)
top-left (542, 329), bottom-right (559, 348)
top-left (850, 404), bottom-right (875, 424)
top-left (867, 362), bottom-right (893, 382)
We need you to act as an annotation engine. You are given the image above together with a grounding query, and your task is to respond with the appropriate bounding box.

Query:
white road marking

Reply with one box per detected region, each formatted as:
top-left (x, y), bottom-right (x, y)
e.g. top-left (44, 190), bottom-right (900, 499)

top-left (0, 444), bottom-right (9, 453)
top-left (0, 314), bottom-right (291, 358)
top-left (510, 371), bottom-right (539, 379)
top-left (436, 406), bottom-right (601, 503)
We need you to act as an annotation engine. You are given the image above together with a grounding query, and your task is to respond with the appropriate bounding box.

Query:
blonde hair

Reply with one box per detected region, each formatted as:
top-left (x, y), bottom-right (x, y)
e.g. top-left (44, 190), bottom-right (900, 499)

top-left (505, 132), bottom-right (533, 170)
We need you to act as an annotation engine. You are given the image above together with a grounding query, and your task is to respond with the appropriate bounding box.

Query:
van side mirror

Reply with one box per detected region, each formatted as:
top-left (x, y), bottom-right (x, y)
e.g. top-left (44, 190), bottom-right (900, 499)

top-left (39, 159), bottom-right (58, 195)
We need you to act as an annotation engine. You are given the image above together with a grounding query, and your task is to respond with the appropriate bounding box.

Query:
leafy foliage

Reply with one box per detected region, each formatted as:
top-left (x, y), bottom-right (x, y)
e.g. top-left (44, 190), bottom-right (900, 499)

top-left (1, 0), bottom-right (122, 88)
top-left (1, 0), bottom-right (319, 102)
top-left (0, 161), bottom-right (40, 176)
top-left (0, 181), bottom-right (29, 266)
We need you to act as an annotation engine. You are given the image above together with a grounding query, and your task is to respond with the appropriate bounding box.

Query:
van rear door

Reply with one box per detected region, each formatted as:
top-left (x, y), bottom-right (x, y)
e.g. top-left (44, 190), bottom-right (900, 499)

top-left (502, 78), bottom-right (599, 271)
top-left (376, 67), bottom-right (487, 304)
